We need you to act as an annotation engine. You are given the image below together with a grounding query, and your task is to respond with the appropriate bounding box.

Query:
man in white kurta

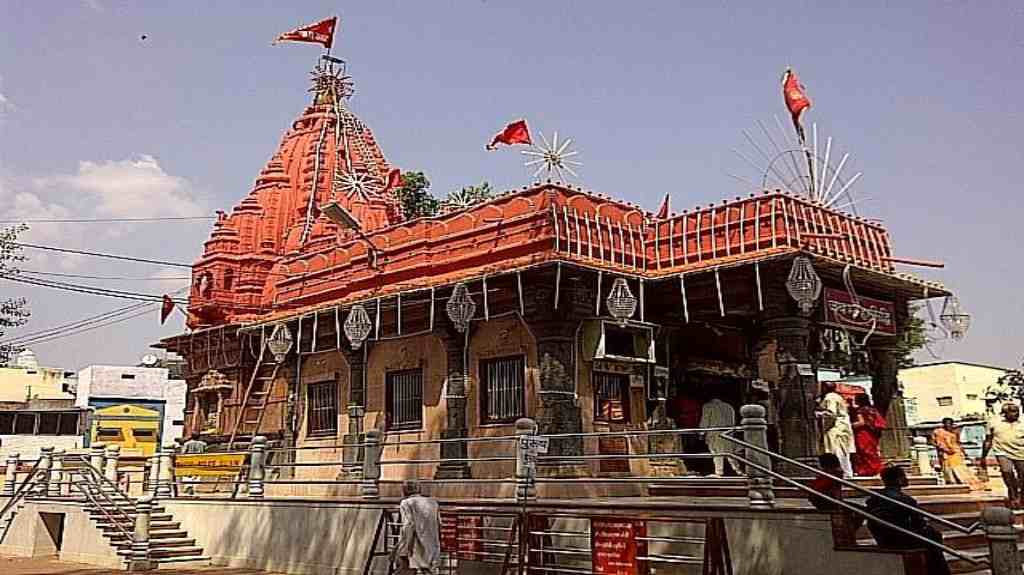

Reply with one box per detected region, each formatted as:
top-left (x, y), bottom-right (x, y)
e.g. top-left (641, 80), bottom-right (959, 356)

top-left (701, 397), bottom-right (738, 476)
top-left (393, 480), bottom-right (441, 575)
top-left (819, 382), bottom-right (855, 478)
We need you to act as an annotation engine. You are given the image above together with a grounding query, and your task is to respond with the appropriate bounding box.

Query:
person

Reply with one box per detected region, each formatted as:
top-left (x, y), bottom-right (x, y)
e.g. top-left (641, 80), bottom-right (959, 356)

top-left (817, 382), bottom-right (855, 477)
top-left (700, 396), bottom-right (738, 476)
top-left (851, 394), bottom-right (887, 477)
top-left (807, 453), bottom-right (864, 545)
top-left (932, 418), bottom-right (983, 490)
top-left (865, 466), bottom-right (951, 575)
top-left (392, 479), bottom-right (441, 575)
top-left (981, 403), bottom-right (1024, 508)
top-left (179, 433), bottom-right (207, 496)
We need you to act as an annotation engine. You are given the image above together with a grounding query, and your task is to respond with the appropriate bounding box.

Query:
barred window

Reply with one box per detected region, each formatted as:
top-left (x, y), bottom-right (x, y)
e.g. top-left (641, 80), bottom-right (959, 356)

top-left (386, 369), bottom-right (423, 431)
top-left (593, 372), bottom-right (630, 423)
top-left (480, 355), bottom-right (526, 424)
top-left (307, 381), bottom-right (339, 436)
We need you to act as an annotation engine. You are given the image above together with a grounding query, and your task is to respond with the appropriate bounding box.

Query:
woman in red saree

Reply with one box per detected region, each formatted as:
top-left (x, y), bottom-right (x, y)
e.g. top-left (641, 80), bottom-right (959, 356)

top-left (851, 394), bottom-right (887, 476)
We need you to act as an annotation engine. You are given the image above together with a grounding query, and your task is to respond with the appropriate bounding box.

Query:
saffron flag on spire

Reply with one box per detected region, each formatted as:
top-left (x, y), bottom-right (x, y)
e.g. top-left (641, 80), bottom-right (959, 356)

top-left (486, 120), bottom-right (532, 150)
top-left (160, 295), bottom-right (176, 325)
top-left (655, 193), bottom-right (671, 219)
top-left (272, 17), bottom-right (338, 49)
top-left (782, 68), bottom-right (811, 141)
top-left (386, 168), bottom-right (403, 190)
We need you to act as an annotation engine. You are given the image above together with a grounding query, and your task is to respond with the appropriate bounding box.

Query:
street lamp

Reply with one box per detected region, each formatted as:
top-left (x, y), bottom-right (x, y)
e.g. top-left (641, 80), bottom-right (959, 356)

top-left (940, 295), bottom-right (971, 341)
top-left (320, 201), bottom-right (380, 267)
top-left (606, 278), bottom-right (637, 326)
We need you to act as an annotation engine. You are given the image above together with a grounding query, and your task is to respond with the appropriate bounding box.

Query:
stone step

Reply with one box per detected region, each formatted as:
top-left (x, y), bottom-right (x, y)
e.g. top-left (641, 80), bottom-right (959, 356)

top-left (116, 546), bottom-right (205, 559)
top-left (107, 529), bottom-right (189, 541)
top-left (114, 537), bottom-right (197, 550)
top-left (101, 521), bottom-right (182, 533)
top-left (151, 555), bottom-right (211, 567)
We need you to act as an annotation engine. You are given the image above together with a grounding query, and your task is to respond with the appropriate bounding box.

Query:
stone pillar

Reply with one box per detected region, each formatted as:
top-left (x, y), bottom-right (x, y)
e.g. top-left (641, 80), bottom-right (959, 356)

top-left (36, 447), bottom-right (54, 497)
top-left (763, 317), bottom-right (820, 471)
top-left (869, 341), bottom-right (911, 459)
top-left (912, 436), bottom-right (935, 477)
top-left (3, 453), bottom-right (19, 496)
top-left (435, 327), bottom-right (472, 479)
top-left (89, 443), bottom-right (106, 474)
top-left (248, 436), bottom-right (266, 499)
top-left (361, 430), bottom-right (382, 500)
top-left (741, 405), bottom-right (775, 509)
top-left (341, 346), bottom-right (368, 475)
top-left (155, 446), bottom-right (174, 499)
top-left (515, 418), bottom-right (539, 502)
top-left (104, 444), bottom-right (121, 485)
top-left (534, 329), bottom-right (584, 458)
top-left (983, 507), bottom-right (1021, 575)
top-left (128, 494), bottom-right (155, 571)
top-left (145, 455), bottom-right (159, 495)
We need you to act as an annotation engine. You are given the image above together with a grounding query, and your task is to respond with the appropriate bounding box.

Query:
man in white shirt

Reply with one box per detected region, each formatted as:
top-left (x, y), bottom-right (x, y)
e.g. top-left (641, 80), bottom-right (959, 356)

top-left (392, 480), bottom-right (441, 574)
top-left (818, 381), bottom-right (855, 477)
top-left (701, 397), bottom-right (738, 476)
top-left (982, 403), bottom-right (1024, 508)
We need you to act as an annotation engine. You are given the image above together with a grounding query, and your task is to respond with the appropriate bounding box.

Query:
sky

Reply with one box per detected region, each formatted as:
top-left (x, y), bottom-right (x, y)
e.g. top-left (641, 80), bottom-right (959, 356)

top-left (0, 1), bottom-right (1022, 371)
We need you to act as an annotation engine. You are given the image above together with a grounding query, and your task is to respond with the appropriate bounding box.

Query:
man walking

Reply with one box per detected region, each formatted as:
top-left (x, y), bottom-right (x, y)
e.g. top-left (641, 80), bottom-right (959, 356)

top-left (982, 403), bottom-right (1024, 507)
top-left (392, 480), bottom-right (441, 575)
top-left (818, 381), bottom-right (855, 477)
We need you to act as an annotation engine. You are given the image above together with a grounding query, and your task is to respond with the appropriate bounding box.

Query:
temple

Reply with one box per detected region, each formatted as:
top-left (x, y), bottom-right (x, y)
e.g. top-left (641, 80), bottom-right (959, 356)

top-left (157, 56), bottom-right (951, 490)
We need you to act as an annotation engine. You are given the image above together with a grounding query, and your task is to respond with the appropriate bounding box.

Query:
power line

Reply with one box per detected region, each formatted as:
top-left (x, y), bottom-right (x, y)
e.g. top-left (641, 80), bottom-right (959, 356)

top-left (1, 274), bottom-right (188, 304)
top-left (19, 270), bottom-right (191, 281)
top-left (13, 242), bottom-right (193, 268)
top-left (10, 305), bottom-right (162, 348)
top-left (0, 216), bottom-right (216, 224)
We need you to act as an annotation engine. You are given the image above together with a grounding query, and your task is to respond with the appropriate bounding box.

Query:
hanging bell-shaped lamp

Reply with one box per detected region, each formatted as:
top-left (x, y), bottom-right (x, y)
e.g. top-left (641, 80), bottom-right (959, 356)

top-left (446, 283), bottom-right (476, 333)
top-left (939, 295), bottom-right (971, 341)
top-left (266, 323), bottom-right (294, 363)
top-left (344, 304), bottom-right (373, 349)
top-left (786, 256), bottom-right (822, 315)
top-left (606, 277), bottom-right (637, 326)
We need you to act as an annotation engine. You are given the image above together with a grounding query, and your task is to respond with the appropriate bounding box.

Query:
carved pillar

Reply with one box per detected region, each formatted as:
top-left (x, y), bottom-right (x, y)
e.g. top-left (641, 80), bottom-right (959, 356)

top-left (436, 327), bottom-right (472, 479)
top-left (341, 346), bottom-right (367, 474)
top-left (535, 326), bottom-right (584, 457)
top-left (763, 317), bottom-right (820, 471)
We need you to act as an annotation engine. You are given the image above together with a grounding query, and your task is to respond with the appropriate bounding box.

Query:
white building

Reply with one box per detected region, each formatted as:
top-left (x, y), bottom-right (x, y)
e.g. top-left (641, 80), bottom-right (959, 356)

top-left (75, 364), bottom-right (187, 448)
top-left (899, 361), bottom-right (1008, 425)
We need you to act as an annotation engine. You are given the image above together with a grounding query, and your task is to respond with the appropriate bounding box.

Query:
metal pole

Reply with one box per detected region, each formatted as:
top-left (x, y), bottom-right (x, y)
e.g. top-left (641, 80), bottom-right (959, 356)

top-left (740, 404), bottom-right (774, 509)
top-left (248, 436), bottom-right (267, 499)
top-left (361, 430), bottom-right (382, 500)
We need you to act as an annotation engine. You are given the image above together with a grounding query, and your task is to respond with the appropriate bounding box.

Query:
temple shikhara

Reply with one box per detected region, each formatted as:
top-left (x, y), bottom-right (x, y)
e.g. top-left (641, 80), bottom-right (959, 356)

top-left (157, 53), bottom-right (951, 490)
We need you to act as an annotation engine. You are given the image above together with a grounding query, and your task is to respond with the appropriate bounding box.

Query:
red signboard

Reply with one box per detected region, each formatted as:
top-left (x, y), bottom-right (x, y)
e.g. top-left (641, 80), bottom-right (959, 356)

top-left (440, 514), bottom-right (458, 553)
top-left (456, 515), bottom-right (483, 560)
top-left (822, 288), bottom-right (896, 335)
top-left (591, 518), bottom-right (648, 575)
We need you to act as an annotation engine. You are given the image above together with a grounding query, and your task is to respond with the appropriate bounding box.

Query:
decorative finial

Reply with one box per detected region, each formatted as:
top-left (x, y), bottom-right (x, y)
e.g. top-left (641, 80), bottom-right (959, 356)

top-left (522, 131), bottom-right (582, 181)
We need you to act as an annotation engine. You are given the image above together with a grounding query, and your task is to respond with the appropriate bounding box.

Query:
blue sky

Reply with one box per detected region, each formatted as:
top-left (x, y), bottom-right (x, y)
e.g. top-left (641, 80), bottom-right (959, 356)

top-left (1, 1), bottom-right (1022, 370)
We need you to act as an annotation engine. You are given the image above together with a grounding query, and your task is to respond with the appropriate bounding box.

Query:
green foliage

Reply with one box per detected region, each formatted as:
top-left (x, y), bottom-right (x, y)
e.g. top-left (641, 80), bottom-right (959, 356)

top-left (0, 225), bottom-right (30, 365)
top-left (988, 361), bottom-right (1024, 406)
top-left (393, 171), bottom-right (440, 220)
top-left (895, 305), bottom-right (928, 369)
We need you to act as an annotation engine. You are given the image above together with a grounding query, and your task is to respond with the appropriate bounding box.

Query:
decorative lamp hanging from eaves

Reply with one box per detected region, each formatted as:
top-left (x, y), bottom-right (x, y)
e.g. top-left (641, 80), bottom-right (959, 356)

top-left (939, 295), bottom-right (971, 341)
top-left (344, 304), bottom-right (373, 349)
top-left (446, 283), bottom-right (476, 333)
top-left (606, 277), bottom-right (637, 326)
top-left (786, 256), bottom-right (822, 315)
top-left (266, 323), bottom-right (294, 363)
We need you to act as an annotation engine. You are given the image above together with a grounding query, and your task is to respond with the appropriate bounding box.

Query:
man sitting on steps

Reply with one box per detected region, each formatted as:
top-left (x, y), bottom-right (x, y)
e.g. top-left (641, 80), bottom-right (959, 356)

top-left (865, 465), bottom-right (951, 575)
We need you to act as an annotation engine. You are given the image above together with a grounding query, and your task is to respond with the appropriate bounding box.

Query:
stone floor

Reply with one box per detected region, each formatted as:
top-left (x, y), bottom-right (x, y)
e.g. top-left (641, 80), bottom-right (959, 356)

top-left (0, 556), bottom-right (284, 575)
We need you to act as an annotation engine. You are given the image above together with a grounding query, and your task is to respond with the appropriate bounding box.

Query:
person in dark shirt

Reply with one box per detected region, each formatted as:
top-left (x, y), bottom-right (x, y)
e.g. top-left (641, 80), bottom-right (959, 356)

top-left (807, 453), bottom-right (863, 545)
top-left (865, 466), bottom-right (951, 575)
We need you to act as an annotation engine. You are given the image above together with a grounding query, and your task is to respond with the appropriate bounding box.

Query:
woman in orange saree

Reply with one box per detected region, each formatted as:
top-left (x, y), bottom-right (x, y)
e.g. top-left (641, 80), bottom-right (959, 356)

top-left (851, 394), bottom-right (887, 477)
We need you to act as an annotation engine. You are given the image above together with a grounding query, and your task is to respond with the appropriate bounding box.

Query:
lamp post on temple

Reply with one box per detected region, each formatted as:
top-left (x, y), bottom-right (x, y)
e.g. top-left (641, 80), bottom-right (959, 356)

top-left (320, 201), bottom-right (382, 267)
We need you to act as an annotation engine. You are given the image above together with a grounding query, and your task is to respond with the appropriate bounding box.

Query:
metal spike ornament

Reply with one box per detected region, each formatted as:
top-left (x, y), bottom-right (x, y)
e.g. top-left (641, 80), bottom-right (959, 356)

top-left (606, 278), bottom-right (638, 326)
top-left (344, 304), bottom-right (373, 349)
top-left (446, 283), bottom-right (477, 333)
top-left (522, 131), bottom-right (583, 181)
top-left (267, 323), bottom-right (294, 363)
top-left (786, 256), bottom-right (822, 315)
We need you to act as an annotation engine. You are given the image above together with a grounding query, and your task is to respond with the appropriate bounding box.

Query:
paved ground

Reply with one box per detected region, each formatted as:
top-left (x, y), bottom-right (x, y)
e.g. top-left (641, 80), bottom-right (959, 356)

top-left (0, 556), bottom-right (283, 575)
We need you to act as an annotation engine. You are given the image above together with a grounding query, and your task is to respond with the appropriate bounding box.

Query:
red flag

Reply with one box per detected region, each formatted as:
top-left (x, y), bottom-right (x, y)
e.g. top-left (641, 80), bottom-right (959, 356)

top-left (160, 295), bottom-right (176, 325)
top-left (782, 68), bottom-right (811, 120)
top-left (272, 17), bottom-right (338, 49)
top-left (486, 120), bottom-right (532, 150)
top-left (655, 193), bottom-right (671, 219)
top-left (386, 168), bottom-right (403, 189)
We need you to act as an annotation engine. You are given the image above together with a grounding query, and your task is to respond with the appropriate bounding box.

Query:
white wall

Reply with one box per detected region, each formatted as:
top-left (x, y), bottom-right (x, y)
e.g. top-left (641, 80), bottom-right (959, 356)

top-left (76, 365), bottom-right (188, 444)
top-left (901, 362), bottom-right (1007, 423)
top-left (0, 434), bottom-right (83, 460)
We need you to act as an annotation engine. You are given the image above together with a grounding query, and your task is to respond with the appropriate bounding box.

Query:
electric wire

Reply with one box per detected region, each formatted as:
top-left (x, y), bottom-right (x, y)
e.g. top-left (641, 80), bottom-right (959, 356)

top-left (0, 216), bottom-right (216, 224)
top-left (1, 300), bottom-right (152, 345)
top-left (10, 305), bottom-right (164, 347)
top-left (19, 270), bottom-right (191, 281)
top-left (12, 242), bottom-right (192, 268)
top-left (1, 274), bottom-right (188, 304)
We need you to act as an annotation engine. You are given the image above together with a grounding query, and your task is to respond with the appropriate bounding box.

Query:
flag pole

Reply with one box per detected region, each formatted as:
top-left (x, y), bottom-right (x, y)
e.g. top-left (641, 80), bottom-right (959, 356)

top-left (793, 117), bottom-right (815, 196)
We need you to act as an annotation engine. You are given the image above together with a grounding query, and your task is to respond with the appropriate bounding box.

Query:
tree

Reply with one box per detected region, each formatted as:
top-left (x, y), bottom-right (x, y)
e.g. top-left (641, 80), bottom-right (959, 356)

top-left (986, 361), bottom-right (1024, 407)
top-left (894, 304), bottom-right (928, 369)
top-left (393, 171), bottom-right (439, 219)
top-left (0, 225), bottom-right (30, 365)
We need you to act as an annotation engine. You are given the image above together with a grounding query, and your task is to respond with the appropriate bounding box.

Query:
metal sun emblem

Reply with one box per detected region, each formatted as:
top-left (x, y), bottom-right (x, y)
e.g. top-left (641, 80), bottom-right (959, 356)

top-left (522, 131), bottom-right (582, 181)
top-left (334, 170), bottom-right (382, 200)
top-left (310, 62), bottom-right (355, 101)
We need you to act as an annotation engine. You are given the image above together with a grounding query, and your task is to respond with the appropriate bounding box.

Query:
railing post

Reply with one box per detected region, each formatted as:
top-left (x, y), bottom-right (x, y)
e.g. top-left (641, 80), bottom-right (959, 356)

top-left (36, 447), bottom-right (54, 497)
top-left (155, 445), bottom-right (174, 499)
top-left (49, 450), bottom-right (65, 497)
top-left (515, 418), bottom-right (539, 502)
top-left (104, 444), bottom-right (121, 486)
top-left (128, 494), bottom-right (155, 571)
top-left (144, 455), bottom-right (159, 496)
top-left (3, 453), bottom-right (19, 496)
top-left (983, 506), bottom-right (1020, 574)
top-left (361, 430), bottom-right (382, 500)
top-left (248, 436), bottom-right (267, 499)
top-left (90, 442), bottom-right (107, 473)
top-left (740, 404), bottom-right (774, 509)
top-left (911, 436), bottom-right (935, 477)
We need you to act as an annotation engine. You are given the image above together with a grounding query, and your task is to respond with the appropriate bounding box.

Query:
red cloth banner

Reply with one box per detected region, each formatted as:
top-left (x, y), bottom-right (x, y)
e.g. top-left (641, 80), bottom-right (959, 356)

top-left (273, 17), bottom-right (338, 49)
top-left (655, 193), bottom-right (670, 219)
top-left (782, 68), bottom-right (811, 120)
top-left (486, 120), bottom-right (532, 150)
top-left (821, 287), bottom-right (896, 335)
top-left (160, 294), bottom-right (176, 325)
top-left (591, 518), bottom-right (648, 575)
top-left (386, 168), bottom-right (403, 190)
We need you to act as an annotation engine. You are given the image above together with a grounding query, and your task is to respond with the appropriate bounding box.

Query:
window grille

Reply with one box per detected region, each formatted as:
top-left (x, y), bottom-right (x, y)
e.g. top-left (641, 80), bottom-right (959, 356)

top-left (307, 381), bottom-right (339, 436)
top-left (594, 372), bottom-right (630, 423)
top-left (480, 355), bottom-right (526, 424)
top-left (386, 369), bottom-right (423, 431)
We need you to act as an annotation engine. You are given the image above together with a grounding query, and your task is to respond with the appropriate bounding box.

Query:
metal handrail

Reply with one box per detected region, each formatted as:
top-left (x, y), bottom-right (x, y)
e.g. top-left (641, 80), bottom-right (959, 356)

top-left (722, 433), bottom-right (985, 567)
top-left (66, 456), bottom-right (137, 543)
top-left (540, 426), bottom-right (739, 439)
top-left (0, 460), bottom-right (43, 519)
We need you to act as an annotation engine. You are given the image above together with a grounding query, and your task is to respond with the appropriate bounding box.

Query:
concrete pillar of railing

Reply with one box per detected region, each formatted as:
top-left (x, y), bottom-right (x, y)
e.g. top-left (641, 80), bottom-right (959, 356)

top-left (104, 444), bottom-right (121, 485)
top-left (154, 445), bottom-right (175, 499)
top-left (361, 430), bottom-right (382, 500)
top-left (89, 442), bottom-right (106, 473)
top-left (144, 455), bottom-right (159, 495)
top-left (49, 450), bottom-right (65, 497)
top-left (983, 506), bottom-right (1020, 574)
top-left (248, 436), bottom-right (267, 499)
top-left (740, 404), bottom-right (774, 509)
top-left (912, 436), bottom-right (935, 477)
top-left (3, 452), bottom-right (19, 496)
top-left (128, 494), bottom-right (155, 571)
top-left (36, 447), bottom-right (54, 496)
top-left (515, 418), bottom-right (539, 503)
